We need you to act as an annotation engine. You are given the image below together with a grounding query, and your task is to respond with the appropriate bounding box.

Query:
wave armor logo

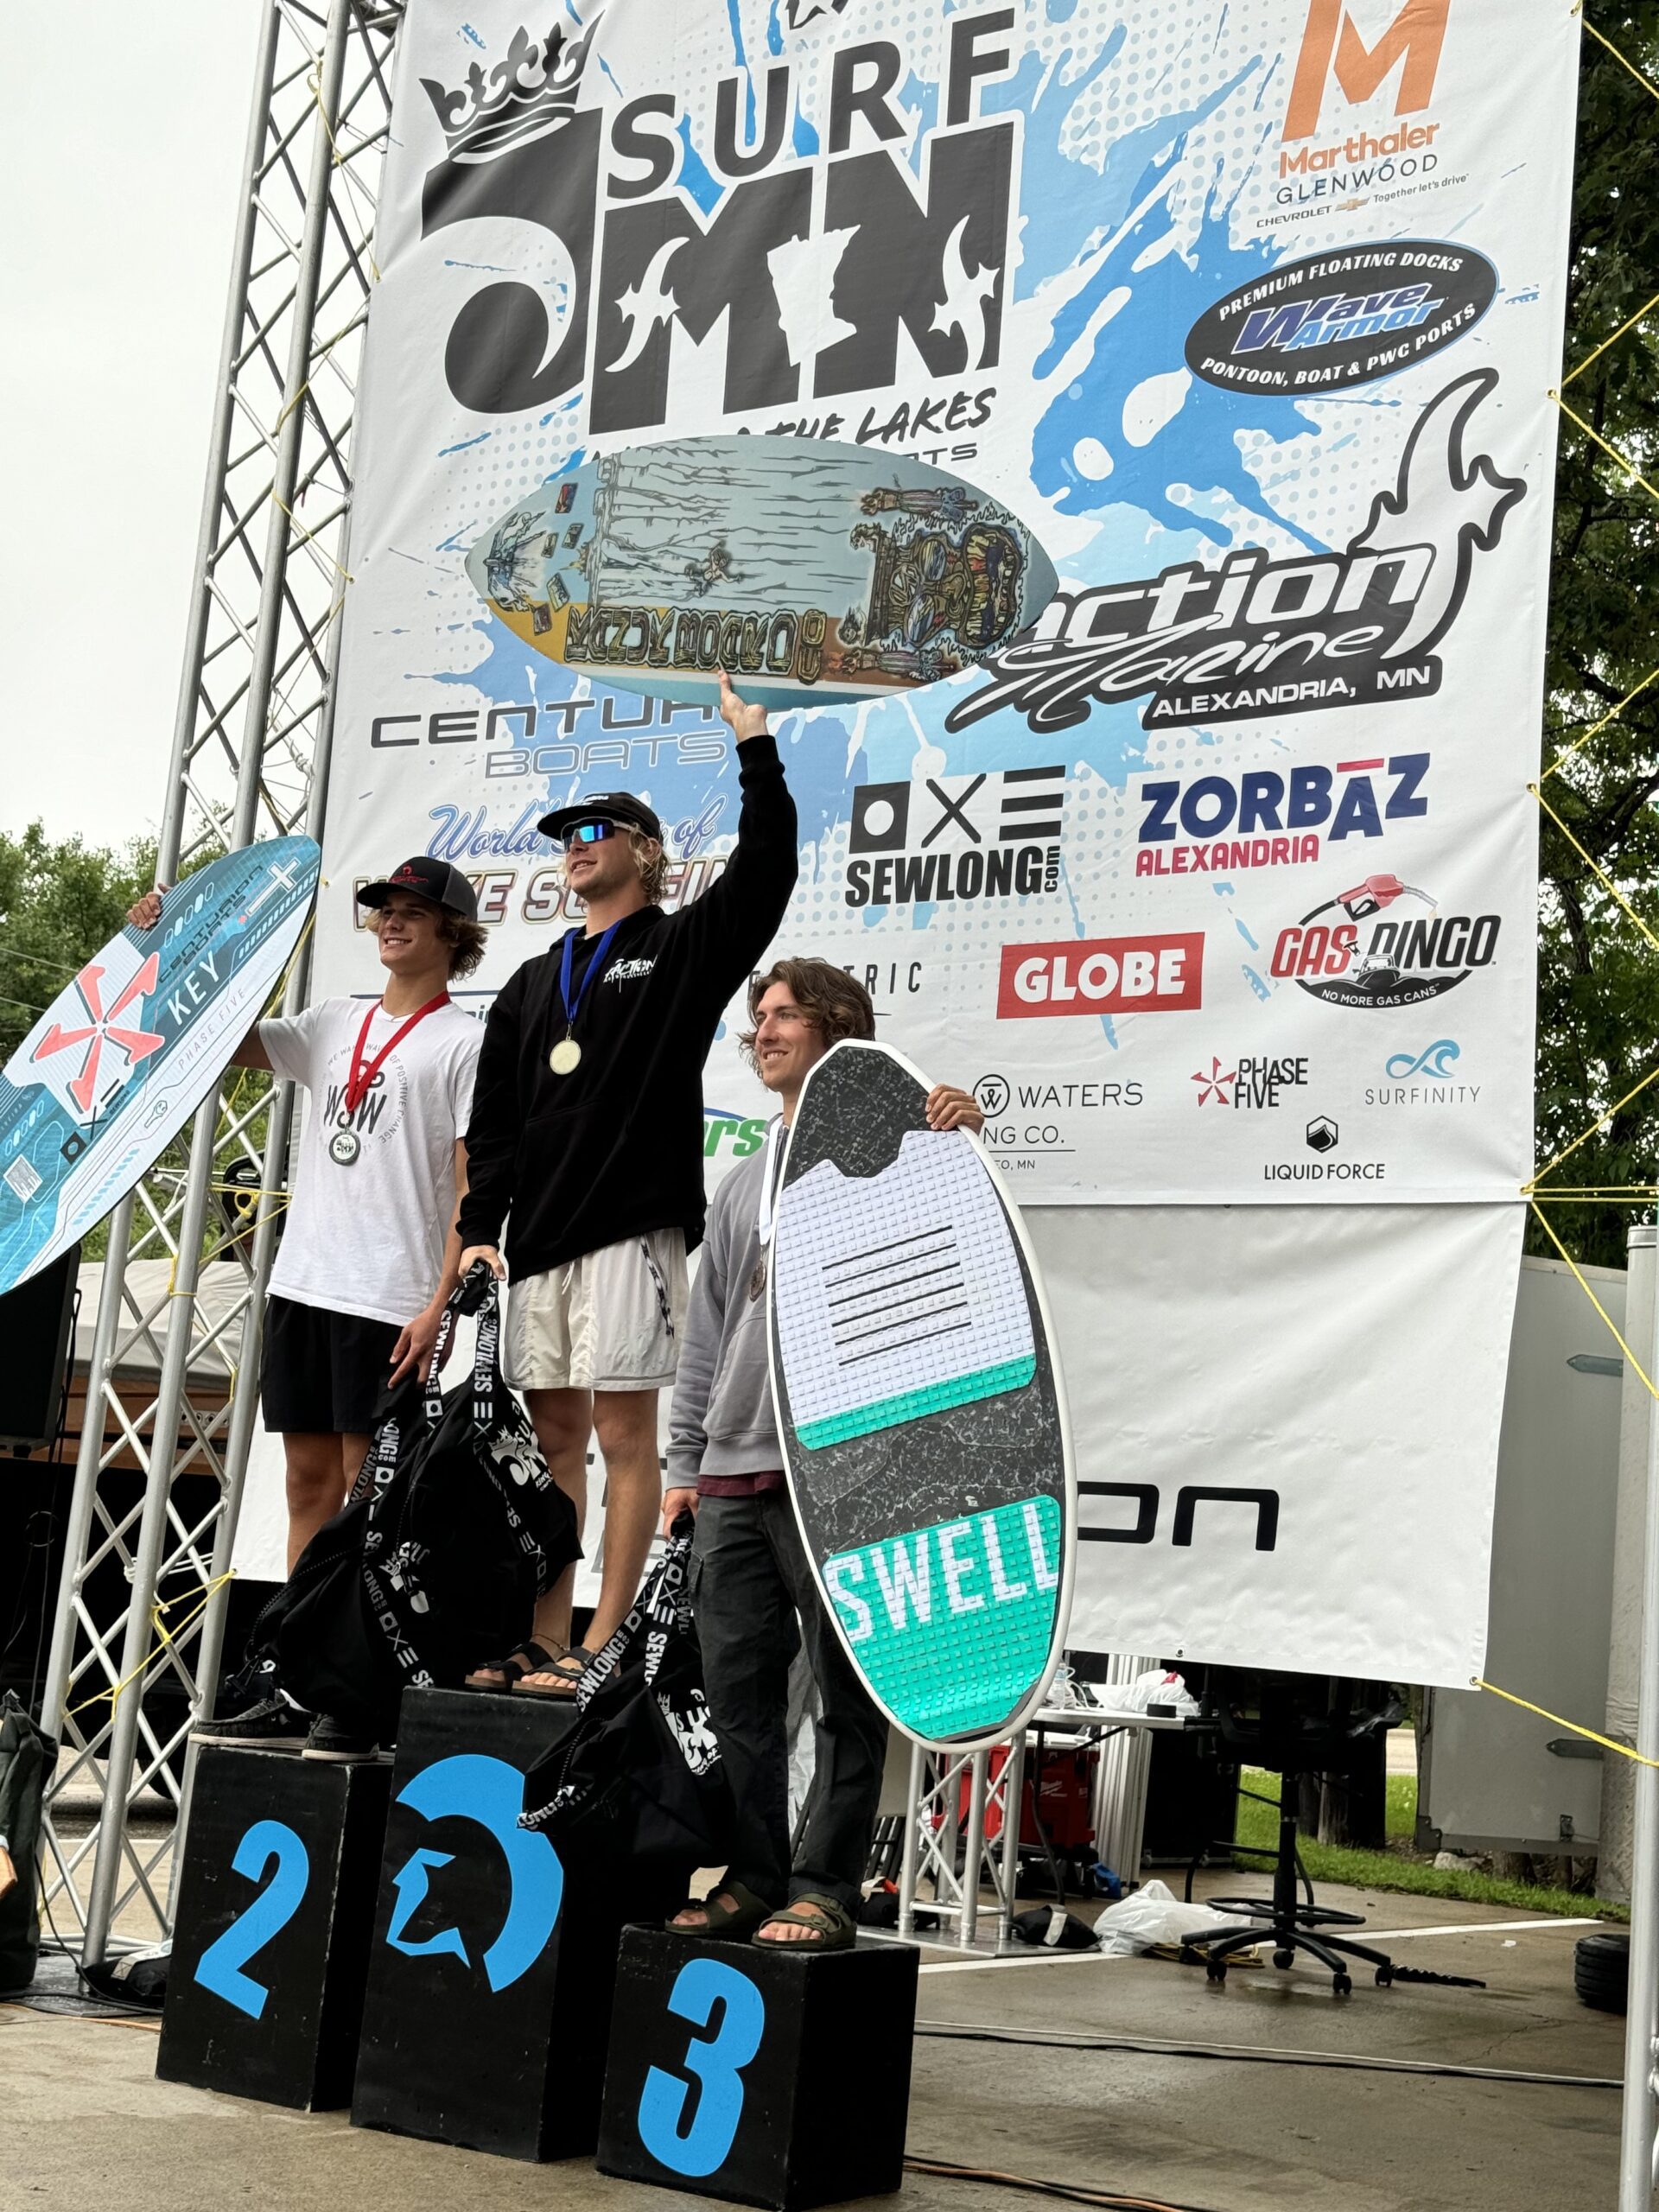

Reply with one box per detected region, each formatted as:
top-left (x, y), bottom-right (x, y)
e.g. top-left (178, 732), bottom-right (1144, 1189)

top-left (1284, 0), bottom-right (1452, 141)
top-left (420, 11), bottom-right (1020, 434)
top-left (845, 767), bottom-right (1065, 906)
top-left (1271, 876), bottom-right (1500, 1008)
top-left (948, 371), bottom-right (1521, 737)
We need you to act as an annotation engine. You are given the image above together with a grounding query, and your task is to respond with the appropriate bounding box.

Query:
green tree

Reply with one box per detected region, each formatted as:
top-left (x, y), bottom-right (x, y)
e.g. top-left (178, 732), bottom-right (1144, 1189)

top-left (0, 823), bottom-right (157, 1065)
top-left (1532, 3), bottom-right (1659, 1269)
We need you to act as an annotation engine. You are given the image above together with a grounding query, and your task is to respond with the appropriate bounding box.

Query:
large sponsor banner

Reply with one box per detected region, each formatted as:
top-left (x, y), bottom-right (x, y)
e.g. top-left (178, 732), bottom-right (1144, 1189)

top-left (320, 0), bottom-right (1576, 1208)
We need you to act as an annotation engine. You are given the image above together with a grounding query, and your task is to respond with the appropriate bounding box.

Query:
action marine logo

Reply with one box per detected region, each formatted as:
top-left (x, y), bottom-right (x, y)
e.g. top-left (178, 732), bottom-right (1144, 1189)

top-left (945, 372), bottom-right (1522, 737)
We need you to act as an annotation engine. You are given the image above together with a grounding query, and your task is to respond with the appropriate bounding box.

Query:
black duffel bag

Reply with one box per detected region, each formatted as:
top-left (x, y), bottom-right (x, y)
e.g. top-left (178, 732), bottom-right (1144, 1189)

top-left (520, 1516), bottom-right (732, 1871)
top-left (245, 1268), bottom-right (579, 1740)
top-left (0, 1694), bottom-right (56, 1993)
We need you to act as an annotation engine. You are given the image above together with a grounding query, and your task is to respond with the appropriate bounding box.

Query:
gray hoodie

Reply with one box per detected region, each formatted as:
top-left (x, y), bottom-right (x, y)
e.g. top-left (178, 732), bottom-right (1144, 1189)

top-left (667, 1135), bottom-right (782, 1485)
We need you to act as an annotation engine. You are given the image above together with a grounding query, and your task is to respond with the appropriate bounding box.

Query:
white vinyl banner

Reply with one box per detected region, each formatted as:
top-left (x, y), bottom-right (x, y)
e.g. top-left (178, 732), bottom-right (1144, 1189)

top-left (306, 0), bottom-right (1580, 1680)
top-left (320, 0), bottom-right (1577, 1207)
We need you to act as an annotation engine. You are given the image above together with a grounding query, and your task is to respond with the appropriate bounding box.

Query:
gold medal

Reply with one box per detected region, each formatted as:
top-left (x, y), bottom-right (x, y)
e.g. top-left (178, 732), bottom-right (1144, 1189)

top-left (549, 1036), bottom-right (582, 1076)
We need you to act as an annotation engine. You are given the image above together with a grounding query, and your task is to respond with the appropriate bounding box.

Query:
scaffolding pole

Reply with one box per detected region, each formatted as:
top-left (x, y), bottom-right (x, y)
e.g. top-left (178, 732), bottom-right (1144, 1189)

top-left (37, 0), bottom-right (402, 1960)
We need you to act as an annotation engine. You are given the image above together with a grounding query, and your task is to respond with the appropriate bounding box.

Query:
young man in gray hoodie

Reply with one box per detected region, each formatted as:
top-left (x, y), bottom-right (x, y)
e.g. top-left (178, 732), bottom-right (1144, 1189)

top-left (663, 959), bottom-right (981, 1948)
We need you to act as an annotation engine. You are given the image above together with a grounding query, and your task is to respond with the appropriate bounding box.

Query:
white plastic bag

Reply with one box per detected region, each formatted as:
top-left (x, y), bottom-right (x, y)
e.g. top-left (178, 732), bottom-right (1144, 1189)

top-left (1091, 1878), bottom-right (1240, 1956)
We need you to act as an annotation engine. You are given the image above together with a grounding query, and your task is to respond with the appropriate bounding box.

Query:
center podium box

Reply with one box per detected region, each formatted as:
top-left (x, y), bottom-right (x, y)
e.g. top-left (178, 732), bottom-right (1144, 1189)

top-left (350, 1686), bottom-right (681, 2163)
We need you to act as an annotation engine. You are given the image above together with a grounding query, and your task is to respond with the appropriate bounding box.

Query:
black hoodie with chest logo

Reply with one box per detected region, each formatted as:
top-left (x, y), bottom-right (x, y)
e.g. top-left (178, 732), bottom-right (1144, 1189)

top-left (458, 733), bottom-right (797, 1277)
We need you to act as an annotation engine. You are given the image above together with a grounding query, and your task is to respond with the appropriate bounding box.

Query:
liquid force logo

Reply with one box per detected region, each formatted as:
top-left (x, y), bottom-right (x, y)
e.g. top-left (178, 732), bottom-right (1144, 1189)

top-left (1283, 0), bottom-right (1452, 142)
top-left (998, 934), bottom-right (1203, 1020)
top-left (947, 372), bottom-right (1521, 738)
top-left (845, 768), bottom-right (1065, 906)
top-left (1271, 877), bottom-right (1500, 1009)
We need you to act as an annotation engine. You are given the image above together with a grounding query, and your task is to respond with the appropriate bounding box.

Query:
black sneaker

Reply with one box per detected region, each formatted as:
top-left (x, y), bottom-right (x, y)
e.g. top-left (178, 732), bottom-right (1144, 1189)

top-left (302, 1714), bottom-right (380, 1763)
top-left (190, 1697), bottom-right (309, 1751)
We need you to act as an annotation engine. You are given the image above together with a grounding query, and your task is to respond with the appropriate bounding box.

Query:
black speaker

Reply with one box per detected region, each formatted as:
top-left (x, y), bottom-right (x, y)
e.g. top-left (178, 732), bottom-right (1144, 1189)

top-left (0, 1245), bottom-right (79, 1452)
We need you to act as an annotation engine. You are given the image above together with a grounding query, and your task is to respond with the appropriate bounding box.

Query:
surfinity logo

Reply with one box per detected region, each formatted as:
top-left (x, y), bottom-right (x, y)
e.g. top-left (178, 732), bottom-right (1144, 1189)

top-left (946, 371), bottom-right (1522, 738)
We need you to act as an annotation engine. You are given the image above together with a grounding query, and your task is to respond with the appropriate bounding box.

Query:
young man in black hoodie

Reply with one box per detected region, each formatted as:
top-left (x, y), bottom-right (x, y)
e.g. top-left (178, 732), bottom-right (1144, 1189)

top-left (460, 672), bottom-right (797, 1693)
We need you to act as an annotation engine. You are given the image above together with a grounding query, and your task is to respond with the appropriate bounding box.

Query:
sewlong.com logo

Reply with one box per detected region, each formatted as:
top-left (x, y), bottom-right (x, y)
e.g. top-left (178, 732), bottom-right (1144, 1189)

top-left (946, 371), bottom-right (1522, 737)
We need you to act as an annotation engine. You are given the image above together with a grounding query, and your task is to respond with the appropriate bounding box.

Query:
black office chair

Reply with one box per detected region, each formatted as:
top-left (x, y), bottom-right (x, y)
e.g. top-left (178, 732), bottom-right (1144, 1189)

top-left (1182, 1675), bottom-right (1478, 1996)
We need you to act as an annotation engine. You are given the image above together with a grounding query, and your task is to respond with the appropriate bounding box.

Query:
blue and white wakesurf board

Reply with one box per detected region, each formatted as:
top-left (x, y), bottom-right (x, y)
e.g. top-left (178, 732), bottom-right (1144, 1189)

top-left (767, 1040), bottom-right (1075, 1748)
top-left (0, 837), bottom-right (320, 1295)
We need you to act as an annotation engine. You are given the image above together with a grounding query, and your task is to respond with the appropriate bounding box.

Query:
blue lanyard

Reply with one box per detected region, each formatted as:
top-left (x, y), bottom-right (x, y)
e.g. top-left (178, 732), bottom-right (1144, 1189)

top-left (558, 919), bottom-right (623, 1034)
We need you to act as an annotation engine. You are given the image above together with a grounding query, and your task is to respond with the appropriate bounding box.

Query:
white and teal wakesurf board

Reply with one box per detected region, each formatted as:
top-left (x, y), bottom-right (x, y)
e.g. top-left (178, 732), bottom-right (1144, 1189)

top-left (766, 1039), bottom-right (1075, 1748)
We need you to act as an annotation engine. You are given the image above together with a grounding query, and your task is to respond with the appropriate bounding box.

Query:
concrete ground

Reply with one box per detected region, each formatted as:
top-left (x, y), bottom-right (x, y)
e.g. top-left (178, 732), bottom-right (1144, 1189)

top-left (2, 1876), bottom-right (1623, 2212)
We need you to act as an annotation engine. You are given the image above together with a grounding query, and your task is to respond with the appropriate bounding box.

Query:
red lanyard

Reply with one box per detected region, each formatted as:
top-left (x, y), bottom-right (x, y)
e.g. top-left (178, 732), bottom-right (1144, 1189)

top-left (344, 994), bottom-right (449, 1114)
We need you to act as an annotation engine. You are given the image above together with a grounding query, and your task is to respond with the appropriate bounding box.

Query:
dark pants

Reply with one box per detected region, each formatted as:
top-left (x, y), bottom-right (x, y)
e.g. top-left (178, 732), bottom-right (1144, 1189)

top-left (692, 1490), bottom-right (888, 1910)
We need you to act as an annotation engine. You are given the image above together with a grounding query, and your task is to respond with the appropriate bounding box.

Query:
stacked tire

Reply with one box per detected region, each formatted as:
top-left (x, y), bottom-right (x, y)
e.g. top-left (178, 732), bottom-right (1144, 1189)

top-left (1574, 1931), bottom-right (1630, 2014)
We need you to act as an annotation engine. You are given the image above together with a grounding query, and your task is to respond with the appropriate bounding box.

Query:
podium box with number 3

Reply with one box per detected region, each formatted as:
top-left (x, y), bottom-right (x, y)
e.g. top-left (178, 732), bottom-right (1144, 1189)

top-left (157, 1748), bottom-right (391, 2110)
top-left (598, 1925), bottom-right (919, 2209)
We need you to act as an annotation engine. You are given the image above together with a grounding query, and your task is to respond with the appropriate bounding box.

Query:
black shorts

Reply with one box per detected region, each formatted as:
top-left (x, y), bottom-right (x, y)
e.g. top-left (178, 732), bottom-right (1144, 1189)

top-left (261, 1295), bottom-right (403, 1435)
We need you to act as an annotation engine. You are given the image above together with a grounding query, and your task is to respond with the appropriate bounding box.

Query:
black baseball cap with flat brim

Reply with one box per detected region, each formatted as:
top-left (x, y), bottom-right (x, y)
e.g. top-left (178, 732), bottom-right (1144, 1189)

top-left (539, 791), bottom-right (664, 844)
top-left (356, 855), bottom-right (480, 919)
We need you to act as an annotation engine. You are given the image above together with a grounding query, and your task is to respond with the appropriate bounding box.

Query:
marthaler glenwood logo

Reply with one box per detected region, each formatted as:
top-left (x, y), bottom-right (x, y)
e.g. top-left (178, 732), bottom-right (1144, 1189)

top-left (1270, 874), bottom-right (1500, 1009)
top-left (945, 371), bottom-right (1522, 737)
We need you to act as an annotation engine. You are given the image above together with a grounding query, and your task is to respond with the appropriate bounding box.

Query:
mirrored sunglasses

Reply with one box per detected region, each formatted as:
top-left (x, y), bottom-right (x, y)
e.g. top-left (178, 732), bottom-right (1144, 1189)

top-left (563, 818), bottom-right (618, 846)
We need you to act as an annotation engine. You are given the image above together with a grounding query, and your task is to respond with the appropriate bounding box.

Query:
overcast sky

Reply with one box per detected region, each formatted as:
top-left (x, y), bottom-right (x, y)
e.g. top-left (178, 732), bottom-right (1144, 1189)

top-left (2, 4), bottom-right (262, 852)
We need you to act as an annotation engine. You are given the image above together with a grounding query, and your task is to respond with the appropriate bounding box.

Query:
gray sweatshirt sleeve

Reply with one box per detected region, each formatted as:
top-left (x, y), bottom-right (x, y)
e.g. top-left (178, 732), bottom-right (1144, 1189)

top-left (667, 1179), bottom-right (733, 1489)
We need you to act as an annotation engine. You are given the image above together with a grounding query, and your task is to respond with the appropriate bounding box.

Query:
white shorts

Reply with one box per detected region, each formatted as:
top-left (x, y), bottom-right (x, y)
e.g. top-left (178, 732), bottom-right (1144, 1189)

top-left (504, 1230), bottom-right (689, 1393)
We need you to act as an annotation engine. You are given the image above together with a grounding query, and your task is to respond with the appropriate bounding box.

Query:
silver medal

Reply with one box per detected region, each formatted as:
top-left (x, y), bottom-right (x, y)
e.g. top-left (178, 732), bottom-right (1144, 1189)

top-left (549, 1036), bottom-right (582, 1076)
top-left (329, 1128), bottom-right (361, 1166)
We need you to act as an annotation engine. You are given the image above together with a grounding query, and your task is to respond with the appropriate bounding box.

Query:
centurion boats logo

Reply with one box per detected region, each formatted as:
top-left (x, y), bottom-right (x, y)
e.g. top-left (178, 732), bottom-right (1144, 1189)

top-left (946, 370), bottom-right (1523, 737)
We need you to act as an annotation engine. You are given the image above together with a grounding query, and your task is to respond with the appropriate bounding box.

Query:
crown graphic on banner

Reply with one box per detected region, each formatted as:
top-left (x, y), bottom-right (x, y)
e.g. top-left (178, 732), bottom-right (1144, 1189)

top-left (420, 17), bottom-right (602, 162)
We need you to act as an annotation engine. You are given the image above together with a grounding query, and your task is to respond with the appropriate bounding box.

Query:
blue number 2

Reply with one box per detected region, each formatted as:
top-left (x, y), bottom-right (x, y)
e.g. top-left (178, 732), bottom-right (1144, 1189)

top-left (193, 1820), bottom-right (310, 2021)
top-left (639, 1956), bottom-right (766, 2177)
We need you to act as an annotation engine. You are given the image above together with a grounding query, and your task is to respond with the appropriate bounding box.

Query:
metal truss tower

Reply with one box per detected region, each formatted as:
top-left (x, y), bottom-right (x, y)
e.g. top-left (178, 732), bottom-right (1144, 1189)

top-left (38, 0), bottom-right (404, 1962)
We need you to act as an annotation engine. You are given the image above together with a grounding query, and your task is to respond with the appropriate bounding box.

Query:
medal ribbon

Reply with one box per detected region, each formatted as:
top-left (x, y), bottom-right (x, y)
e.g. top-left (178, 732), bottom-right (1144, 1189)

top-left (756, 1116), bottom-right (786, 1248)
top-left (343, 992), bottom-right (450, 1115)
top-left (556, 919), bottom-right (624, 1042)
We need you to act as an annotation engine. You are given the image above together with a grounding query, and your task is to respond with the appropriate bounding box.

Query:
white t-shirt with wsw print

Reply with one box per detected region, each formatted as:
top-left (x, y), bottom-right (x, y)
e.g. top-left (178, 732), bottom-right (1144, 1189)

top-left (263, 997), bottom-right (483, 1327)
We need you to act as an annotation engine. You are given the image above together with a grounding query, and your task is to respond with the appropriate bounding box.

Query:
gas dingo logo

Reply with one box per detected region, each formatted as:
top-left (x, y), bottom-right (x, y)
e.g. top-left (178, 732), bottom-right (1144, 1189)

top-left (1285, 0), bottom-right (1452, 141)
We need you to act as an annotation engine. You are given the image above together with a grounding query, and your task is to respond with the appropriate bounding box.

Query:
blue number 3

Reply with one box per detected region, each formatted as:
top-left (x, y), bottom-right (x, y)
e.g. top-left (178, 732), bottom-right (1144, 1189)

top-left (193, 1820), bottom-right (310, 2021)
top-left (639, 1957), bottom-right (766, 2177)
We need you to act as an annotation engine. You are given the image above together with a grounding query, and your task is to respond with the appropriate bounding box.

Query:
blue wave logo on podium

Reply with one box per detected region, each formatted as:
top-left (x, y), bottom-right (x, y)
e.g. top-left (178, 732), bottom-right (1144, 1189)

top-left (385, 1753), bottom-right (563, 1993)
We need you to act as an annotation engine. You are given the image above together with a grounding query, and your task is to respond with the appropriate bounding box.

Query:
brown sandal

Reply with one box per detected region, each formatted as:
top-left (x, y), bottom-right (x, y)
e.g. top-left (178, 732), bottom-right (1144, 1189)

top-left (752, 1892), bottom-right (856, 1952)
top-left (665, 1880), bottom-right (772, 1940)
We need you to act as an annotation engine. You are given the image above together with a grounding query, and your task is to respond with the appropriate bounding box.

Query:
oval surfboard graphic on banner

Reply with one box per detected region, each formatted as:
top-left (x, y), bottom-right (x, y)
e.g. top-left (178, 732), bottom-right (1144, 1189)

top-left (767, 1040), bottom-right (1075, 1747)
top-left (466, 435), bottom-right (1058, 711)
top-left (0, 837), bottom-right (321, 1296)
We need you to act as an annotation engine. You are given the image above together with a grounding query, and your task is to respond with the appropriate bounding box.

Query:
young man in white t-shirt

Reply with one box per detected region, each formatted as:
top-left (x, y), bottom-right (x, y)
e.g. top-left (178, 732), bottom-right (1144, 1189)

top-left (126, 856), bottom-right (486, 1757)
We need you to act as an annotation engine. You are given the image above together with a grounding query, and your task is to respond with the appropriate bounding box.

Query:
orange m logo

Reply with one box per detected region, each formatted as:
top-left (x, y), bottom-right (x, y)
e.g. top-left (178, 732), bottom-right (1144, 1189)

top-left (1284, 0), bottom-right (1452, 140)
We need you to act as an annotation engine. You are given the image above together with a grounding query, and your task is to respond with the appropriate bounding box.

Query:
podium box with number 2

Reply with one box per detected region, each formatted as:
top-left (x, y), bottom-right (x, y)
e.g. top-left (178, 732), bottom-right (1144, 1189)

top-left (598, 1925), bottom-right (919, 2210)
top-left (157, 1748), bottom-right (391, 2110)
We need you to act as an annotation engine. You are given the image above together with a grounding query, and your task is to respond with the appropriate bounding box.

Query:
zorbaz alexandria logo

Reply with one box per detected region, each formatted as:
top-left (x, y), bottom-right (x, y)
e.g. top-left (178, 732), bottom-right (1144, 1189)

top-left (845, 767), bottom-right (1065, 906)
top-left (1271, 877), bottom-right (1500, 1010)
top-left (1136, 753), bottom-right (1426, 878)
top-left (947, 371), bottom-right (1523, 736)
